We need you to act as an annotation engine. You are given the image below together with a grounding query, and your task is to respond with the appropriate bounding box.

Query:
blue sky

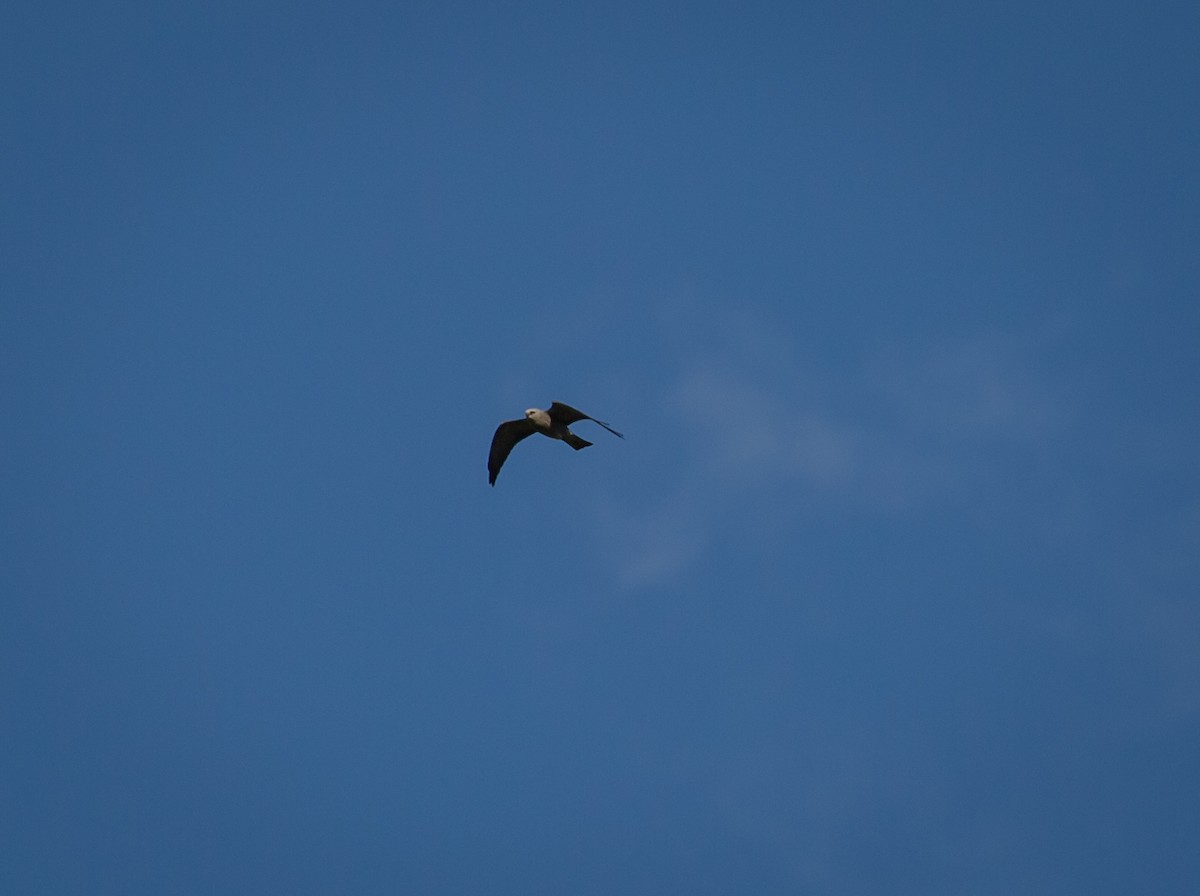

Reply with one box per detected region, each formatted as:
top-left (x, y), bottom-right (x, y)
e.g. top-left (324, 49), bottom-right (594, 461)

top-left (4, 1), bottom-right (1199, 893)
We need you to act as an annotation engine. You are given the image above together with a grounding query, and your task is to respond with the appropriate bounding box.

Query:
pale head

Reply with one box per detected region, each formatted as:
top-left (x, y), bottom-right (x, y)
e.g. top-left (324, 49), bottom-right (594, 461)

top-left (525, 408), bottom-right (552, 429)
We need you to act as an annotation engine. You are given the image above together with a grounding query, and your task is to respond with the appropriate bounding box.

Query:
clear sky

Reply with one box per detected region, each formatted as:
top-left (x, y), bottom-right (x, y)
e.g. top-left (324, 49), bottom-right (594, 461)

top-left (4, 1), bottom-right (1199, 893)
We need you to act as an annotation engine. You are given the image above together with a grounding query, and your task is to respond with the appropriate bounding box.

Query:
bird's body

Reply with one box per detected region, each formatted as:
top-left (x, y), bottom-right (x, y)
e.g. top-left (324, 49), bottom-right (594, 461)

top-left (488, 401), bottom-right (623, 485)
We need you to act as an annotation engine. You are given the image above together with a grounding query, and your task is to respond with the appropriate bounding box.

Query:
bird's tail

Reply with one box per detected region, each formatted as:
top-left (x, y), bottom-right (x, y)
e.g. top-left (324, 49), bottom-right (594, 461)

top-left (564, 433), bottom-right (592, 451)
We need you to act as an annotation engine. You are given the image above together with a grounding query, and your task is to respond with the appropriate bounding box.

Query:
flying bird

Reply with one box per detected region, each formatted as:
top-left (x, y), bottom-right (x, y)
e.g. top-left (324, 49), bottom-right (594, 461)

top-left (488, 401), bottom-right (624, 485)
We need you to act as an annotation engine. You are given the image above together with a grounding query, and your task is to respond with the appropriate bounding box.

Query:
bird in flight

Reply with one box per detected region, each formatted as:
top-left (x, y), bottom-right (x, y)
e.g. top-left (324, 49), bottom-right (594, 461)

top-left (488, 401), bottom-right (624, 485)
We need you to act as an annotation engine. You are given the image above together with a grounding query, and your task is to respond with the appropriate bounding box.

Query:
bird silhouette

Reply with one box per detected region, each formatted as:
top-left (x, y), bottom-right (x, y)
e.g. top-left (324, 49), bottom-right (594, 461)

top-left (488, 401), bottom-right (623, 485)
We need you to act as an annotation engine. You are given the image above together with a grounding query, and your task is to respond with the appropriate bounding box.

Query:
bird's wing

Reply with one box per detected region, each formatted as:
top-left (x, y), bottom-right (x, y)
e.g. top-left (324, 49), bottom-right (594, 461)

top-left (488, 418), bottom-right (537, 485)
top-left (547, 401), bottom-right (590, 425)
top-left (548, 401), bottom-right (624, 439)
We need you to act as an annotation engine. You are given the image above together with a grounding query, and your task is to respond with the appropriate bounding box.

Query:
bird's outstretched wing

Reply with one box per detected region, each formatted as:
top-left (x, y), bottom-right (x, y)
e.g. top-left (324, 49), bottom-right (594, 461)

top-left (548, 401), bottom-right (625, 439)
top-left (488, 418), bottom-right (537, 485)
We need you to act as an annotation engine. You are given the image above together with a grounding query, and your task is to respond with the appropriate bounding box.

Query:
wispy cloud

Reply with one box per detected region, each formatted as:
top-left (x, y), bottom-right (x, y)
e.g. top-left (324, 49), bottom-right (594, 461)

top-left (590, 302), bottom-right (1200, 739)
top-left (673, 366), bottom-right (858, 491)
top-left (593, 306), bottom-right (1073, 586)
